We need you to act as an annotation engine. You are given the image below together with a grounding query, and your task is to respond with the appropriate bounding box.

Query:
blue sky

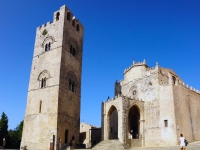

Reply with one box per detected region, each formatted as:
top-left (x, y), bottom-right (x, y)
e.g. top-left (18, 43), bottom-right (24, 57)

top-left (0, 0), bottom-right (200, 129)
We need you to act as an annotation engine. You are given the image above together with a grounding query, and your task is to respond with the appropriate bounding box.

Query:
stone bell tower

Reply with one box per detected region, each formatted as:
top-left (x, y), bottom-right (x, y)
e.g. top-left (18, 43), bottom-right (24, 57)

top-left (21, 5), bottom-right (84, 150)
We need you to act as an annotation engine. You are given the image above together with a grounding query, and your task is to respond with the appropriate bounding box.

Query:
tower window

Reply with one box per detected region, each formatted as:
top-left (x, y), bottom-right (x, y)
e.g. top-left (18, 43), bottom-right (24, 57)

top-left (164, 120), bottom-right (168, 127)
top-left (69, 79), bottom-right (75, 92)
top-left (72, 19), bottom-right (75, 27)
top-left (39, 101), bottom-right (42, 113)
top-left (41, 78), bottom-right (46, 88)
top-left (67, 12), bottom-right (71, 21)
top-left (56, 12), bottom-right (60, 21)
top-left (76, 24), bottom-right (80, 31)
top-left (172, 76), bottom-right (176, 85)
top-left (70, 45), bottom-right (76, 57)
top-left (67, 71), bottom-right (77, 93)
top-left (45, 43), bottom-right (51, 51)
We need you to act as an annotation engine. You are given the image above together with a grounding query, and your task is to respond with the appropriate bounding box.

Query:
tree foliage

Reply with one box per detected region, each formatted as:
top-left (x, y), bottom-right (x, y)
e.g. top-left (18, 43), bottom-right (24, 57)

top-left (0, 112), bottom-right (8, 146)
top-left (0, 112), bottom-right (23, 148)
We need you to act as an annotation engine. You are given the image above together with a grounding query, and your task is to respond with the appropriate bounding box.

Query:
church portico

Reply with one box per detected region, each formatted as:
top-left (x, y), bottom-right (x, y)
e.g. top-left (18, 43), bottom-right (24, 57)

top-left (102, 95), bottom-right (145, 146)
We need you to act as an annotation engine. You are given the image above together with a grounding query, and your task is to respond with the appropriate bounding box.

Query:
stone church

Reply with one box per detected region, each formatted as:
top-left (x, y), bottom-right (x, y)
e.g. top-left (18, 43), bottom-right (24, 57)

top-left (102, 59), bottom-right (200, 147)
top-left (21, 5), bottom-right (83, 150)
top-left (20, 4), bottom-right (200, 150)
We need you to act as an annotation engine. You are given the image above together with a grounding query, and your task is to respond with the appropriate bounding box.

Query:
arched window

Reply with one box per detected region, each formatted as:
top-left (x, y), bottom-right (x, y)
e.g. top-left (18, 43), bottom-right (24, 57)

top-left (69, 80), bottom-right (75, 92)
top-left (56, 12), bottom-right (60, 21)
top-left (41, 78), bottom-right (46, 88)
top-left (67, 71), bottom-right (77, 93)
top-left (45, 43), bottom-right (51, 51)
top-left (38, 70), bottom-right (50, 89)
top-left (70, 45), bottom-right (76, 57)
top-left (72, 19), bottom-right (75, 27)
top-left (42, 36), bottom-right (55, 53)
top-left (67, 12), bottom-right (71, 21)
top-left (68, 38), bottom-right (79, 59)
top-left (76, 24), bottom-right (80, 31)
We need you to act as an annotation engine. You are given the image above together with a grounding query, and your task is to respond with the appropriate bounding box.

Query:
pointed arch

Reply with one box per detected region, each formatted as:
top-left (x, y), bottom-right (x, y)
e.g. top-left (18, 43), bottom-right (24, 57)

top-left (66, 71), bottom-right (78, 92)
top-left (38, 70), bottom-right (51, 88)
top-left (128, 105), bottom-right (140, 139)
top-left (68, 38), bottom-right (79, 58)
top-left (42, 36), bottom-right (55, 51)
top-left (38, 70), bottom-right (51, 80)
top-left (107, 105), bottom-right (118, 139)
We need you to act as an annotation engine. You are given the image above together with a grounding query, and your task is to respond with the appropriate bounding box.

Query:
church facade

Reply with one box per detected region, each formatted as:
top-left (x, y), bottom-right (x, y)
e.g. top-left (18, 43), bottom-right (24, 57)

top-left (102, 60), bottom-right (200, 147)
top-left (21, 6), bottom-right (84, 150)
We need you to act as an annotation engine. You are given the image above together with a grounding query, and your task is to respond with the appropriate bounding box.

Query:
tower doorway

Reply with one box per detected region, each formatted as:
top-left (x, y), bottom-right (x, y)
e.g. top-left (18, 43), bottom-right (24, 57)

top-left (128, 105), bottom-right (140, 139)
top-left (65, 130), bottom-right (68, 144)
top-left (108, 106), bottom-right (118, 139)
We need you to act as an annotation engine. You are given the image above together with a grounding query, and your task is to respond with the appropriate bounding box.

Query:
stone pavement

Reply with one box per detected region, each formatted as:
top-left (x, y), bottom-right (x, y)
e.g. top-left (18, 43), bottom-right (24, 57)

top-left (2, 141), bottom-right (200, 150)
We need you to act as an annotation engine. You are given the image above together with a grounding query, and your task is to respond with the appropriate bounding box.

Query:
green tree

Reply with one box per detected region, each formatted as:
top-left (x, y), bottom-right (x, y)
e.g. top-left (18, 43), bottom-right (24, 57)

top-left (7, 121), bottom-right (23, 148)
top-left (15, 121), bottom-right (23, 141)
top-left (0, 112), bottom-right (8, 146)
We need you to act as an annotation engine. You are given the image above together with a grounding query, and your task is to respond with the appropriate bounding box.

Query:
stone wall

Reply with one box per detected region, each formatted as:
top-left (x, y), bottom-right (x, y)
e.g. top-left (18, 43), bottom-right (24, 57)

top-left (173, 83), bottom-right (200, 143)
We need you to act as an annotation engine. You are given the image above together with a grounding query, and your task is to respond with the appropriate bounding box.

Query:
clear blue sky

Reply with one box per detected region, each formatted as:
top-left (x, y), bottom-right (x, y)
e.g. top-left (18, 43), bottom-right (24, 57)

top-left (0, 0), bottom-right (200, 129)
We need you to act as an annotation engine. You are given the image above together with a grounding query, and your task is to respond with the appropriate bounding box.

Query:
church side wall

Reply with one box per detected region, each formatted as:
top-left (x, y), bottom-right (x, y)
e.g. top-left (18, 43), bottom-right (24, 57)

top-left (173, 84), bottom-right (200, 142)
top-left (159, 84), bottom-right (177, 146)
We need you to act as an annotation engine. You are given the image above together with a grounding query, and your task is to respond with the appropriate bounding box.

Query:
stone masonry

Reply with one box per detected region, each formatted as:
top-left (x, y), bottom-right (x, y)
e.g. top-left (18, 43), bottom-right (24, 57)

top-left (21, 5), bottom-right (84, 150)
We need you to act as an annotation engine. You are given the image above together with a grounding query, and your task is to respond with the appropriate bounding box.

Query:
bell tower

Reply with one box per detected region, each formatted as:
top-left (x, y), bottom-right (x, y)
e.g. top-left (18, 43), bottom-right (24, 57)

top-left (21, 5), bottom-right (84, 150)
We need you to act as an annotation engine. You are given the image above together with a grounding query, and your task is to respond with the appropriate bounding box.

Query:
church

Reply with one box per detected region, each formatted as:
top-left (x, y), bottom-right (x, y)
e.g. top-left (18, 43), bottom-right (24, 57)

top-left (20, 5), bottom-right (200, 150)
top-left (102, 59), bottom-right (200, 147)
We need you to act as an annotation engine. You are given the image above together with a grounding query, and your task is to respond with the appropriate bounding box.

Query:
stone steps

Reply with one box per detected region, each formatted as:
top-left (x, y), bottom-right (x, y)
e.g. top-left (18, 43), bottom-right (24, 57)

top-left (89, 140), bottom-right (200, 150)
top-left (92, 140), bottom-right (128, 150)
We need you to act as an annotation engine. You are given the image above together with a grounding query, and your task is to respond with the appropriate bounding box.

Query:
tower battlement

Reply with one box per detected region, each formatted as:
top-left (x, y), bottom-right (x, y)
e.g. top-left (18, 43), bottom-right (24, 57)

top-left (37, 5), bottom-right (83, 33)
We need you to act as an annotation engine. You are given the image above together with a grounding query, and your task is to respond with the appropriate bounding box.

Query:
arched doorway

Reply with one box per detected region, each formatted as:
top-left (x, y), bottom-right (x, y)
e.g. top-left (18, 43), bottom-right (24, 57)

top-left (108, 106), bottom-right (118, 139)
top-left (128, 105), bottom-right (140, 139)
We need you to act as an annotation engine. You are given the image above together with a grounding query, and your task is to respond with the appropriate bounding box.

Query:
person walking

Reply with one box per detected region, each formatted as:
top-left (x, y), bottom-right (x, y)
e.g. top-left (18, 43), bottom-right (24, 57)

top-left (3, 138), bottom-right (6, 149)
top-left (179, 134), bottom-right (186, 150)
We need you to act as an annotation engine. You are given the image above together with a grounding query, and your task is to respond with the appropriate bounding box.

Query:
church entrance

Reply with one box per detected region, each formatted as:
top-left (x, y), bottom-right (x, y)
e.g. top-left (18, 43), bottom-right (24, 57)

top-left (128, 105), bottom-right (140, 139)
top-left (108, 106), bottom-right (118, 139)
